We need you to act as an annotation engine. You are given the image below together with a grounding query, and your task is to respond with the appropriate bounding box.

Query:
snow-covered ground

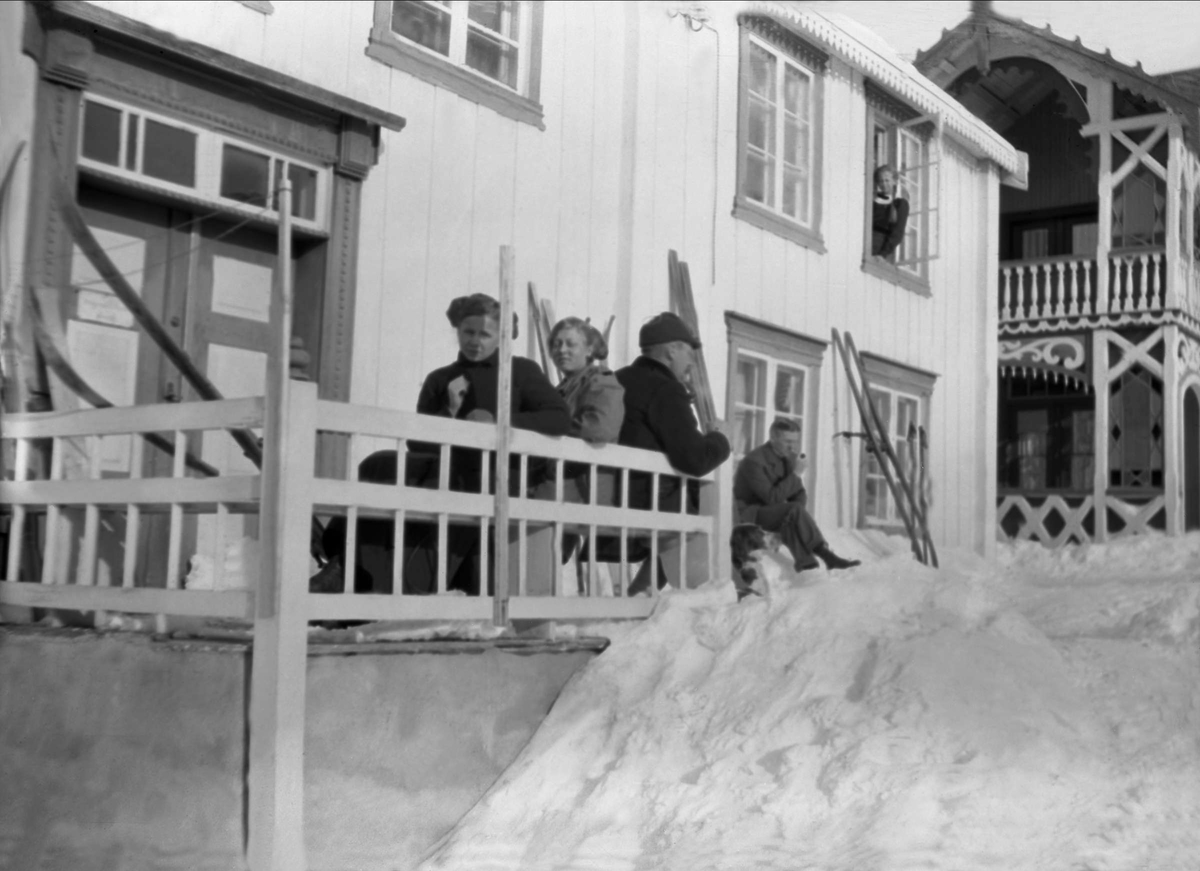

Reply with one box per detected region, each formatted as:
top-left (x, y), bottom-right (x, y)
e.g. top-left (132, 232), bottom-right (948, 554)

top-left (419, 531), bottom-right (1200, 871)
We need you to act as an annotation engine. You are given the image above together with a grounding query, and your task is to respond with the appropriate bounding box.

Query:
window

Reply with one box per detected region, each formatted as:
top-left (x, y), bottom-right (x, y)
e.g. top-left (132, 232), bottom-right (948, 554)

top-left (997, 376), bottom-right (1093, 492)
top-left (854, 352), bottom-right (937, 531)
top-left (725, 312), bottom-right (826, 489)
top-left (733, 353), bottom-right (807, 465)
top-left (864, 84), bottom-right (940, 292)
top-left (77, 96), bottom-right (329, 231)
top-left (733, 16), bottom-right (826, 251)
top-left (368, 1), bottom-right (544, 129)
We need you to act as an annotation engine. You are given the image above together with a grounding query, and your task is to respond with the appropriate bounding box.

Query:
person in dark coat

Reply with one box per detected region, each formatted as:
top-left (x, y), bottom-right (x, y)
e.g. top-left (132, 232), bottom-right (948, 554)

top-left (610, 312), bottom-right (732, 593)
top-left (734, 417), bottom-right (859, 573)
top-left (316, 293), bottom-right (570, 595)
top-left (871, 164), bottom-right (910, 260)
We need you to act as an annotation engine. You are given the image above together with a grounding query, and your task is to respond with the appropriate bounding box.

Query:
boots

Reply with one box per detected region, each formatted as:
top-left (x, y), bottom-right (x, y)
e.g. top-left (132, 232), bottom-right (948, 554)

top-left (814, 544), bottom-right (860, 571)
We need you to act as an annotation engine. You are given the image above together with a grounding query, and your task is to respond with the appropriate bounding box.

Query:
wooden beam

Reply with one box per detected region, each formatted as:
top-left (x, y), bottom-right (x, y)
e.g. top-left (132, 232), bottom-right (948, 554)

top-left (1080, 112), bottom-right (1174, 138)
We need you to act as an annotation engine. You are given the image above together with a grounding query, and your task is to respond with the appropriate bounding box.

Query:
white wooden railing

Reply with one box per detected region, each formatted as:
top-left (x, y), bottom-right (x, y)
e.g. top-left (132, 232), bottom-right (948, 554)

top-left (0, 397), bottom-right (264, 625)
top-left (0, 383), bottom-right (717, 625)
top-left (1, 381), bottom-right (720, 871)
top-left (999, 250), bottom-right (1167, 323)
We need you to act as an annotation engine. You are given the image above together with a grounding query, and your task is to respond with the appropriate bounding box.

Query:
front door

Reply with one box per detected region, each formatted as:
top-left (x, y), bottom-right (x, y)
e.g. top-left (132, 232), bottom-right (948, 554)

top-left (65, 184), bottom-right (286, 587)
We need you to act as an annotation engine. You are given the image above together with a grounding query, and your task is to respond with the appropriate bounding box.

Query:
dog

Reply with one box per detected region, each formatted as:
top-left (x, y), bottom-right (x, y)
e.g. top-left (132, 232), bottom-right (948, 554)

top-left (729, 523), bottom-right (782, 602)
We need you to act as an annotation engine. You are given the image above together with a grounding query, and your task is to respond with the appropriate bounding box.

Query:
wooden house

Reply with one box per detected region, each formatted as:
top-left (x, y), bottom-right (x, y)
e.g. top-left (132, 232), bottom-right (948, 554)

top-left (0, 4), bottom-right (1019, 867)
top-left (917, 3), bottom-right (1200, 545)
top-left (2, 0), bottom-right (1020, 569)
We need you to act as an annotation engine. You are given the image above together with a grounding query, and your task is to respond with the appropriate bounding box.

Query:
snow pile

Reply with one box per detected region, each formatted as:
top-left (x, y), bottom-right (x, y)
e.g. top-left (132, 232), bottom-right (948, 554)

top-left (420, 532), bottom-right (1200, 871)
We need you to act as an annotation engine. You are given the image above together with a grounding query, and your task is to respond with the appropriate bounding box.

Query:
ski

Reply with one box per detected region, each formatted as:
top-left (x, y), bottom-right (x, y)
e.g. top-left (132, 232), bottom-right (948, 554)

top-left (831, 328), bottom-right (936, 566)
top-left (844, 331), bottom-right (937, 567)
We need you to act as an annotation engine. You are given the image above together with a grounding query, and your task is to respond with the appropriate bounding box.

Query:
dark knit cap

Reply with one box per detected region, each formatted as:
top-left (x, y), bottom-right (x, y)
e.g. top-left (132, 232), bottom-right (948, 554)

top-left (639, 312), bottom-right (701, 349)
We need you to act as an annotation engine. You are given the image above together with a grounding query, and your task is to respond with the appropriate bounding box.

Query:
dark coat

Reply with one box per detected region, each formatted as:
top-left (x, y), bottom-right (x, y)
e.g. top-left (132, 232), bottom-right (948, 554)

top-left (408, 351), bottom-right (570, 494)
top-left (615, 356), bottom-right (730, 510)
top-left (734, 442), bottom-right (807, 524)
top-left (416, 351), bottom-right (570, 434)
top-left (872, 196), bottom-right (910, 259)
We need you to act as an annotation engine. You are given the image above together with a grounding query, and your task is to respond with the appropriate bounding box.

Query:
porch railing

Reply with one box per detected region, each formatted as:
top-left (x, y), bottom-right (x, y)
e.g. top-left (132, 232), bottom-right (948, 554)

top-left (0, 382), bottom-right (716, 624)
top-left (2, 382), bottom-right (720, 870)
top-left (997, 489), bottom-right (1166, 545)
top-left (999, 249), bottom-right (1167, 324)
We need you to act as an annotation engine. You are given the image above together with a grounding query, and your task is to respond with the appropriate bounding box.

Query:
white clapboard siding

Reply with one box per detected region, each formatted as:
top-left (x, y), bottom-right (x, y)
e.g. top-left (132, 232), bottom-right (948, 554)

top-left (69, 1), bottom-right (1011, 556)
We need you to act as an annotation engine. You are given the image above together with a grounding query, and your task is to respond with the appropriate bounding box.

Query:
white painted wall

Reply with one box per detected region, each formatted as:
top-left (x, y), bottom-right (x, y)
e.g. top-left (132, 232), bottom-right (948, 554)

top-left (37, 0), bottom-right (1005, 555)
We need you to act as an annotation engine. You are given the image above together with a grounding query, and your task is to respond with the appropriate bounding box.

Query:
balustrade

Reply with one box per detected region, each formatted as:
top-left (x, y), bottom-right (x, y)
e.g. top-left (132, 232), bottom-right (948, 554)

top-left (999, 249), bottom-right (1168, 324)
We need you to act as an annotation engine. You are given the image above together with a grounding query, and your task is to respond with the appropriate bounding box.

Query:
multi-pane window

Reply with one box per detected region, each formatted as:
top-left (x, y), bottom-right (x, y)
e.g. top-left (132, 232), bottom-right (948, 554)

top-left (733, 18), bottom-right (826, 251)
top-left (742, 37), bottom-right (814, 228)
top-left (853, 352), bottom-right (936, 531)
top-left (871, 113), bottom-right (938, 281)
top-left (389, 1), bottom-right (531, 93)
top-left (732, 351), bottom-right (808, 466)
top-left (861, 386), bottom-right (924, 527)
top-left (78, 96), bottom-right (328, 230)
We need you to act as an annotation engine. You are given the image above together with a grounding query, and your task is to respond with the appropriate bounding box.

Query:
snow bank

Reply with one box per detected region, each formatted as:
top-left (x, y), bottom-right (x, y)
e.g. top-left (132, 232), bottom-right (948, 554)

top-left (419, 532), bottom-right (1200, 871)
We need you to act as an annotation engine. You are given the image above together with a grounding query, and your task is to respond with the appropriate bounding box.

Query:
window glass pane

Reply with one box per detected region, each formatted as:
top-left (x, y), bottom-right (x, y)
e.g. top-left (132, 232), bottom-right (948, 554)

top-left (81, 101), bottom-right (122, 166)
top-left (747, 99), bottom-right (774, 152)
top-left (783, 165), bottom-right (806, 221)
top-left (125, 114), bottom-right (139, 171)
top-left (774, 366), bottom-right (804, 417)
top-left (737, 356), bottom-right (766, 406)
top-left (466, 27), bottom-right (519, 88)
top-left (748, 44), bottom-right (775, 101)
top-left (287, 164), bottom-right (318, 221)
top-left (142, 120), bottom-right (197, 188)
top-left (468, 1), bottom-right (518, 38)
top-left (220, 145), bottom-right (271, 207)
top-left (392, 0), bottom-right (451, 54)
top-left (783, 65), bottom-right (809, 119)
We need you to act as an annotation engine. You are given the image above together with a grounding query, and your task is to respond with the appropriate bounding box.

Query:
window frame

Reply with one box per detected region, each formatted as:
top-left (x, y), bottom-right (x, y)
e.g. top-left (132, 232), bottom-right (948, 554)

top-left (77, 94), bottom-right (331, 234)
top-left (854, 351), bottom-right (937, 533)
top-left (862, 83), bottom-right (940, 296)
top-left (367, 1), bottom-right (545, 130)
top-left (725, 311), bottom-right (827, 497)
top-left (733, 16), bottom-right (826, 253)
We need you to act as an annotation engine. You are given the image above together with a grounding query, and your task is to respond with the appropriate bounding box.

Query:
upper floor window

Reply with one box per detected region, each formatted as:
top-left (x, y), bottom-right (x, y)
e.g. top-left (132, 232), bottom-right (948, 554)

top-left (78, 96), bottom-right (329, 232)
top-left (864, 83), bottom-right (940, 293)
top-left (369, 1), bottom-right (544, 129)
top-left (733, 16), bottom-right (826, 252)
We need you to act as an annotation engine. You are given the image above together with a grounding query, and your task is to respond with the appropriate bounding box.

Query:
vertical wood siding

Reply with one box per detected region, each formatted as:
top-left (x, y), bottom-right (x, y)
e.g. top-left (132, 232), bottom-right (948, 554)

top-left (75, 1), bottom-right (1004, 554)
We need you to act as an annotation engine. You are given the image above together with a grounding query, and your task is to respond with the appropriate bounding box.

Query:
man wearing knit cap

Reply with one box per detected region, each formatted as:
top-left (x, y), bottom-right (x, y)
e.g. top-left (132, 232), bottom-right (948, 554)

top-left (609, 312), bottom-right (731, 593)
top-left (617, 311), bottom-right (731, 483)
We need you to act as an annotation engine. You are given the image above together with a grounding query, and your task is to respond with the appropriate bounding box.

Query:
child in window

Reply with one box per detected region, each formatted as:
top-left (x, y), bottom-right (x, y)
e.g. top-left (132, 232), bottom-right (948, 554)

top-left (871, 164), bottom-right (910, 260)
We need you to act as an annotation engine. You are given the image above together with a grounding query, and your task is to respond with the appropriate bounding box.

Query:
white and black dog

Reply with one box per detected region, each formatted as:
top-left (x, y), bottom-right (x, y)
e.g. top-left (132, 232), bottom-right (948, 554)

top-left (729, 523), bottom-right (783, 601)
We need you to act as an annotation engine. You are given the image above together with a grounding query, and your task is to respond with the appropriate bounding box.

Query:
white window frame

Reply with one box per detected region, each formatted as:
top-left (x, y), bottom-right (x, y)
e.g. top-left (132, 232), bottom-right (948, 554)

top-left (726, 312), bottom-right (826, 495)
top-left (387, 1), bottom-right (532, 95)
top-left (860, 385), bottom-right (925, 529)
top-left (77, 95), bottom-right (330, 233)
top-left (854, 351), bottom-right (937, 533)
top-left (732, 349), bottom-right (811, 466)
top-left (864, 97), bottom-right (941, 294)
top-left (368, 1), bottom-right (544, 129)
top-left (733, 19), bottom-right (826, 253)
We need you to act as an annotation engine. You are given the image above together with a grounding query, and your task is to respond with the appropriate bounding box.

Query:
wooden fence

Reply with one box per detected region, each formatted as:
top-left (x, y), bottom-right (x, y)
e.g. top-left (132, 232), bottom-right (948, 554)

top-left (0, 381), bottom-right (718, 869)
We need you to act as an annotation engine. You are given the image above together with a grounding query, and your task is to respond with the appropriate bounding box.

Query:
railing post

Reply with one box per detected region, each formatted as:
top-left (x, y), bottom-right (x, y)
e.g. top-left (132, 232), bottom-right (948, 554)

top-left (247, 181), bottom-right (312, 871)
top-left (1163, 323), bottom-right (1181, 535)
top-left (494, 245), bottom-right (514, 627)
top-left (1092, 330), bottom-right (1110, 543)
